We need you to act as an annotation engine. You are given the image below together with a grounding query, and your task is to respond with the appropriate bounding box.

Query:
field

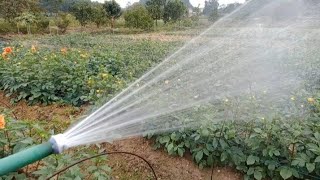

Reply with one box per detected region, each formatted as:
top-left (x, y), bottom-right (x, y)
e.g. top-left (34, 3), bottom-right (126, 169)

top-left (1, 22), bottom-right (320, 180)
top-left (1, 30), bottom-right (239, 180)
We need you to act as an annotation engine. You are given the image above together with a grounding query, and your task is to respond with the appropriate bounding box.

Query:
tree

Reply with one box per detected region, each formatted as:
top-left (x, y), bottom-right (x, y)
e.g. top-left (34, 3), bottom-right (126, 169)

top-left (191, 4), bottom-right (201, 22)
top-left (55, 13), bottom-right (70, 33)
top-left (14, 12), bottom-right (37, 34)
top-left (39, 0), bottom-right (63, 13)
top-left (70, 0), bottom-right (93, 27)
top-left (203, 0), bottom-right (219, 22)
top-left (103, 0), bottom-right (122, 29)
top-left (145, 0), bottom-right (166, 26)
top-left (91, 2), bottom-right (108, 28)
top-left (0, 0), bottom-right (40, 22)
top-left (124, 3), bottom-right (153, 30)
top-left (219, 3), bottom-right (241, 15)
top-left (163, 0), bottom-right (186, 23)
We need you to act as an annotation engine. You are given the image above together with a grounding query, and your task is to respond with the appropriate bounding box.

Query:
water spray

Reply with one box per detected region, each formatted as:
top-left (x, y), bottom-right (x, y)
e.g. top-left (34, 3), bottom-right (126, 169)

top-left (1, 0), bottom-right (320, 176)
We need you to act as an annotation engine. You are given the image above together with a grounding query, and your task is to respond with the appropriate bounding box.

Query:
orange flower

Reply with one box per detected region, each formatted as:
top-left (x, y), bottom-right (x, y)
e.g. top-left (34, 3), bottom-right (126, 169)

top-left (3, 47), bottom-right (12, 54)
top-left (31, 45), bottom-right (37, 53)
top-left (0, 115), bottom-right (5, 129)
top-left (61, 48), bottom-right (67, 55)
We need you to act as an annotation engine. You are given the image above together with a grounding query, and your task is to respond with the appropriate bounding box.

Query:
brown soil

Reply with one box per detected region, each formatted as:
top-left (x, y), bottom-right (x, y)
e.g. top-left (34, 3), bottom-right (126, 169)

top-left (0, 91), bottom-right (242, 180)
top-left (107, 138), bottom-right (242, 180)
top-left (0, 92), bottom-right (85, 121)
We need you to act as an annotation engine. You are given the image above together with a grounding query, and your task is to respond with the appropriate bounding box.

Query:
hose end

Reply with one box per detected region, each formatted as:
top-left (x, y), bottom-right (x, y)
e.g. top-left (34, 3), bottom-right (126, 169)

top-left (49, 134), bottom-right (67, 154)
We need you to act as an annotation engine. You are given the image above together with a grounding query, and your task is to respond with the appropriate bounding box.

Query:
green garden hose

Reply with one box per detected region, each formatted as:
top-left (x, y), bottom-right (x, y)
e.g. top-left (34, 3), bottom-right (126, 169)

top-left (0, 134), bottom-right (65, 176)
top-left (0, 142), bottom-right (53, 176)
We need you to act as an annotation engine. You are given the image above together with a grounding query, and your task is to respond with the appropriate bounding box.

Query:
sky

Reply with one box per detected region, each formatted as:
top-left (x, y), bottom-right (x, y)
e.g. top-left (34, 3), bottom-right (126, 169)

top-left (93, 0), bottom-right (245, 8)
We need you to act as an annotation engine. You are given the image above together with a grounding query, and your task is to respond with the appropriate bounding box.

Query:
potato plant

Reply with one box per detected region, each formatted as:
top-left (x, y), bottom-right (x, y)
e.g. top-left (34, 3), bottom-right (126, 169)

top-left (0, 33), bottom-right (179, 106)
top-left (152, 96), bottom-right (320, 180)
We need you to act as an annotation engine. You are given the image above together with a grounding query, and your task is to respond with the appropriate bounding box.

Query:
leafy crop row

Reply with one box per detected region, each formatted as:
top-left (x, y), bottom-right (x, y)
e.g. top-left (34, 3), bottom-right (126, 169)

top-left (0, 33), bottom-right (179, 106)
top-left (152, 98), bottom-right (320, 180)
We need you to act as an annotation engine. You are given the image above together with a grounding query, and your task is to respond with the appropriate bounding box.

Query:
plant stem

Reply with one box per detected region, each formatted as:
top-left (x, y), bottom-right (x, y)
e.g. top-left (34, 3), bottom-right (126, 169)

top-left (4, 130), bottom-right (11, 154)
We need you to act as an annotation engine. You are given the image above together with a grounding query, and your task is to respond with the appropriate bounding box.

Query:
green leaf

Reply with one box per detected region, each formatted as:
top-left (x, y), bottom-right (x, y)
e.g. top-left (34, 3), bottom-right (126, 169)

top-left (268, 164), bottom-right (275, 170)
top-left (254, 171), bottom-right (262, 180)
top-left (314, 132), bottom-right (320, 141)
top-left (253, 128), bottom-right (262, 133)
top-left (195, 150), bottom-right (203, 163)
top-left (280, 168), bottom-right (292, 180)
top-left (315, 156), bottom-right (320, 163)
top-left (167, 143), bottom-right (174, 153)
top-left (178, 148), bottom-right (184, 157)
top-left (273, 150), bottom-right (280, 156)
top-left (247, 155), bottom-right (256, 165)
top-left (306, 163), bottom-right (315, 173)
top-left (247, 167), bottom-right (254, 175)
top-left (201, 129), bottom-right (209, 137)
top-left (207, 155), bottom-right (213, 166)
top-left (221, 152), bottom-right (228, 162)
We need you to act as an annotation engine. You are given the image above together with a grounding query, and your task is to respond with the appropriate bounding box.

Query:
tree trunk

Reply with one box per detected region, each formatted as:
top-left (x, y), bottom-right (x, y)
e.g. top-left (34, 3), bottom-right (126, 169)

top-left (111, 17), bottom-right (115, 29)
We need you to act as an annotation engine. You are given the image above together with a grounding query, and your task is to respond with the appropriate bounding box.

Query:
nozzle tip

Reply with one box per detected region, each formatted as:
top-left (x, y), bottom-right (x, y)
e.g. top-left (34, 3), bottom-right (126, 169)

top-left (49, 134), bottom-right (67, 154)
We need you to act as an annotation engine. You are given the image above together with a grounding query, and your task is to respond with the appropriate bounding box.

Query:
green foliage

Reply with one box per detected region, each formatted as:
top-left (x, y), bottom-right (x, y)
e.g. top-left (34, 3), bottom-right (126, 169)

top-left (91, 2), bottom-right (108, 28)
top-left (163, 0), bottom-right (187, 23)
top-left (124, 3), bottom-right (153, 30)
top-left (0, 33), bottom-right (178, 106)
top-left (203, 0), bottom-right (219, 16)
top-left (55, 13), bottom-right (71, 34)
top-left (0, 0), bottom-right (40, 22)
top-left (70, 0), bottom-right (93, 27)
top-left (152, 103), bottom-right (320, 180)
top-left (14, 12), bottom-right (37, 35)
top-left (36, 15), bottom-right (50, 32)
top-left (146, 0), bottom-right (166, 26)
top-left (103, 0), bottom-right (122, 28)
top-left (0, 111), bottom-right (111, 179)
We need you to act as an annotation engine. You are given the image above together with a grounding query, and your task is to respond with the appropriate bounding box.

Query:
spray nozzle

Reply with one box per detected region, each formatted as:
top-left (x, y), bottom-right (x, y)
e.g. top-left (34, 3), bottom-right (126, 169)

top-left (49, 134), bottom-right (67, 154)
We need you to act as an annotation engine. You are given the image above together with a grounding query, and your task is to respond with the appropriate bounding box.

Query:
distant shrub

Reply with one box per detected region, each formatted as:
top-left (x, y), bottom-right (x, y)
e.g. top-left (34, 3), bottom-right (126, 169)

top-left (55, 13), bottom-right (70, 34)
top-left (124, 3), bottom-right (153, 30)
top-left (36, 16), bottom-right (50, 32)
top-left (0, 20), bottom-right (16, 34)
top-left (181, 18), bottom-right (193, 27)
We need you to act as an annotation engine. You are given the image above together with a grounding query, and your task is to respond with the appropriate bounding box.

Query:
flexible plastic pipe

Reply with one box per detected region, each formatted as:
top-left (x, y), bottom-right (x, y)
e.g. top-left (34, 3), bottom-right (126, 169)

top-left (0, 142), bottom-right (53, 176)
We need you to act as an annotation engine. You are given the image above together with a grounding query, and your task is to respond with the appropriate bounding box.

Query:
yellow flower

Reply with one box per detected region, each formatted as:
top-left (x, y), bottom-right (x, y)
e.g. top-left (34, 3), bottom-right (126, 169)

top-left (31, 45), bottom-right (37, 53)
top-left (80, 54), bottom-right (87, 58)
top-left (0, 115), bottom-right (5, 129)
top-left (291, 97), bottom-right (295, 101)
top-left (308, 98), bottom-right (315, 104)
top-left (61, 48), bottom-right (67, 55)
top-left (101, 73), bottom-right (108, 78)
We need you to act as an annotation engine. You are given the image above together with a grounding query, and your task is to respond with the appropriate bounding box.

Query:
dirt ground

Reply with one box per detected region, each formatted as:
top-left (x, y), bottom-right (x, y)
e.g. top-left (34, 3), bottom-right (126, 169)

top-left (107, 138), bottom-right (242, 180)
top-left (0, 91), bottom-right (242, 180)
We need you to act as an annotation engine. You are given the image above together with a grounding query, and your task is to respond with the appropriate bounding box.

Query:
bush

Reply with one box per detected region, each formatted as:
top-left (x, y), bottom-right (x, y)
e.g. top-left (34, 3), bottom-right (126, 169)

top-left (36, 16), bottom-right (50, 32)
top-left (124, 3), bottom-right (153, 30)
top-left (0, 20), bottom-right (16, 34)
top-left (55, 13), bottom-right (70, 34)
